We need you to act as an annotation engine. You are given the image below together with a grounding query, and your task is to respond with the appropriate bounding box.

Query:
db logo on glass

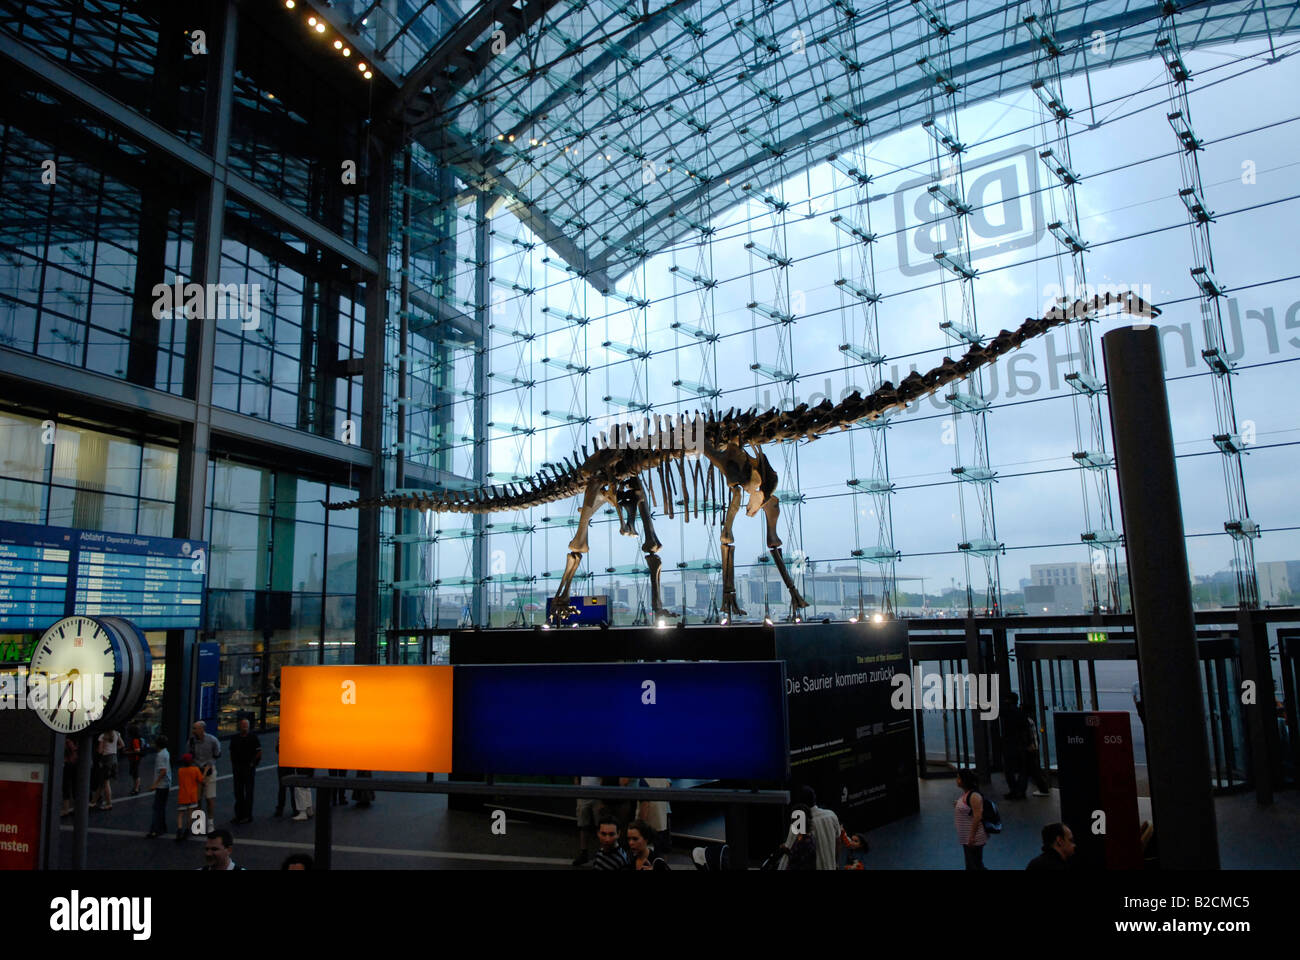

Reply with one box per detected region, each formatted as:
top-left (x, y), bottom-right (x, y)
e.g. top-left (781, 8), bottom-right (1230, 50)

top-left (893, 145), bottom-right (1045, 277)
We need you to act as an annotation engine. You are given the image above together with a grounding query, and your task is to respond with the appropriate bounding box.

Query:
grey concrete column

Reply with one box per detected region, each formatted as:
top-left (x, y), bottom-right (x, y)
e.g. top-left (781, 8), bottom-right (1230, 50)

top-left (964, 613), bottom-right (989, 778)
top-left (1102, 325), bottom-right (1219, 869)
top-left (167, 0), bottom-right (237, 755)
top-left (1236, 606), bottom-right (1280, 804)
top-left (355, 138), bottom-right (391, 666)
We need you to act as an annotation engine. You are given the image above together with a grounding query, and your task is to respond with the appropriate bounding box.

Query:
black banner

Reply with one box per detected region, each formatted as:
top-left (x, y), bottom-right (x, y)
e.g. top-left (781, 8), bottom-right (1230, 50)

top-left (775, 620), bottom-right (918, 831)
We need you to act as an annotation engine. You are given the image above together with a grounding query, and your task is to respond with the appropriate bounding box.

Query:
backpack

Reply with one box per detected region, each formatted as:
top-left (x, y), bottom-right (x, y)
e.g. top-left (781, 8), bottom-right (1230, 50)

top-left (966, 790), bottom-right (1002, 835)
top-left (787, 832), bottom-right (818, 870)
top-left (979, 792), bottom-right (1003, 834)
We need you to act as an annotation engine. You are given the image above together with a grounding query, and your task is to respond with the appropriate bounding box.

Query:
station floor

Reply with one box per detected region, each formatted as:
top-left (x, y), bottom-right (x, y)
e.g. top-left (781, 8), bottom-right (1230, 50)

top-left (60, 746), bottom-right (1300, 870)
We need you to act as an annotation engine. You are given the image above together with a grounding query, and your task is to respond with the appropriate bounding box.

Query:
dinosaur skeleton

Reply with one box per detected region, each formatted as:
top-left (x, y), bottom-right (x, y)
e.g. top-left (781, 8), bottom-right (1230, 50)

top-left (329, 293), bottom-right (1158, 622)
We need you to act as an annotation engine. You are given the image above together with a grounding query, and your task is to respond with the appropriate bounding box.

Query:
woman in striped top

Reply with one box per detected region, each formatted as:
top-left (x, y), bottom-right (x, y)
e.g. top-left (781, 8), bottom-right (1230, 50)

top-left (954, 769), bottom-right (988, 870)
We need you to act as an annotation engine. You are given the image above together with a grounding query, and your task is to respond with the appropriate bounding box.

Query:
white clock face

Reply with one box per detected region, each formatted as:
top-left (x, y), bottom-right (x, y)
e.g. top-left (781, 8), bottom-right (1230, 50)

top-left (28, 617), bottom-right (119, 734)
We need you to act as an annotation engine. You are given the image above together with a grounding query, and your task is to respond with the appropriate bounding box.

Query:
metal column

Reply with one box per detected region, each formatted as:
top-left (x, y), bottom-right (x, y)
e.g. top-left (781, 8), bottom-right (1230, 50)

top-left (166, 0), bottom-right (237, 755)
top-left (1103, 325), bottom-right (1219, 869)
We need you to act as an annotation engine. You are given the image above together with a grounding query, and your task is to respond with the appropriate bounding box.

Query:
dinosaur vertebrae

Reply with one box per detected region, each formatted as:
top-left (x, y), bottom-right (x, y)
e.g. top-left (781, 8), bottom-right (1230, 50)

top-left (327, 291), bottom-right (1157, 516)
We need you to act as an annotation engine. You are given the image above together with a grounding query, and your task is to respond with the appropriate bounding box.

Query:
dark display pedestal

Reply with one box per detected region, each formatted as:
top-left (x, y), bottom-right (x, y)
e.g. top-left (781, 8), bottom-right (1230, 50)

top-left (447, 621), bottom-right (919, 861)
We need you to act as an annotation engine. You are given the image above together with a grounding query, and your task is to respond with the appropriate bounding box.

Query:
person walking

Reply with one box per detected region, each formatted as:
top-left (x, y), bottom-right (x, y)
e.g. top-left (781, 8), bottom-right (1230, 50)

top-left (144, 734), bottom-right (171, 838)
top-left (1023, 708), bottom-right (1051, 797)
top-left (291, 768), bottom-right (315, 822)
top-left (187, 720), bottom-right (221, 829)
top-left (273, 738), bottom-right (297, 818)
top-left (779, 786), bottom-right (843, 870)
top-left (174, 753), bottom-right (204, 841)
top-left (95, 728), bottom-right (125, 810)
top-left (60, 736), bottom-right (78, 817)
top-left (636, 777), bottom-right (672, 856)
top-left (954, 769), bottom-right (988, 870)
top-left (124, 724), bottom-right (144, 795)
top-left (1000, 693), bottom-right (1030, 799)
top-left (572, 776), bottom-right (603, 866)
top-left (229, 718), bottom-right (261, 824)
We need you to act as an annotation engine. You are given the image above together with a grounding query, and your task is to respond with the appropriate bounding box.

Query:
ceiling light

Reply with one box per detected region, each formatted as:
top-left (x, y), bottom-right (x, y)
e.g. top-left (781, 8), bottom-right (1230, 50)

top-left (507, 134), bottom-right (514, 141)
top-left (307, 15), bottom-right (316, 25)
top-left (530, 138), bottom-right (538, 145)
top-left (363, 71), bottom-right (372, 79)
top-left (315, 22), bottom-right (326, 33)
top-left (342, 47), bottom-right (351, 56)
top-left (285, 0), bottom-right (295, 8)
top-left (872, 613), bottom-right (884, 623)
top-left (334, 40), bottom-right (343, 49)
top-left (358, 62), bottom-right (367, 71)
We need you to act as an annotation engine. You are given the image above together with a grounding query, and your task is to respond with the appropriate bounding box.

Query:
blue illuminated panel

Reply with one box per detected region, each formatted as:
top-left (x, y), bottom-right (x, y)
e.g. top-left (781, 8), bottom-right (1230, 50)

top-left (452, 661), bottom-right (788, 780)
top-left (0, 521), bottom-right (207, 631)
top-left (0, 525), bottom-right (74, 630)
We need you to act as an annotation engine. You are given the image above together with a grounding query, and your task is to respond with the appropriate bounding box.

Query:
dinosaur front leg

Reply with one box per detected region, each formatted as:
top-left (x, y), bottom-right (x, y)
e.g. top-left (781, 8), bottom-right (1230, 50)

top-left (762, 497), bottom-right (808, 613)
top-left (720, 485), bottom-right (746, 618)
top-left (635, 491), bottom-right (675, 620)
top-left (553, 479), bottom-right (603, 622)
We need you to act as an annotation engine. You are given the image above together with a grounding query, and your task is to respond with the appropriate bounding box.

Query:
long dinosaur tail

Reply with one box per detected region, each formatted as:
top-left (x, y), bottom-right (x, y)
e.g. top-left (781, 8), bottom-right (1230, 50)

top-left (326, 470), bottom-right (590, 514)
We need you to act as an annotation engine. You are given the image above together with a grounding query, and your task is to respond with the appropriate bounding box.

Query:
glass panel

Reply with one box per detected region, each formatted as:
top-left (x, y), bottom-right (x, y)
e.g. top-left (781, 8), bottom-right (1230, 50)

top-left (209, 509), bottom-right (269, 590)
top-left (47, 485), bottom-right (136, 533)
top-left (0, 478), bottom-right (44, 523)
top-left (136, 498), bottom-right (174, 537)
top-left (211, 460), bottom-right (271, 513)
top-left (140, 445), bottom-right (178, 501)
top-left (51, 425), bottom-right (141, 496)
top-left (0, 412), bottom-right (46, 482)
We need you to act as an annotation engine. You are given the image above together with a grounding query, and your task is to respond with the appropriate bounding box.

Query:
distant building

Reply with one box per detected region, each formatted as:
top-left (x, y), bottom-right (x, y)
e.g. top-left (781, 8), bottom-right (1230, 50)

top-left (1026, 561), bottom-right (1111, 614)
top-left (1258, 561), bottom-right (1291, 605)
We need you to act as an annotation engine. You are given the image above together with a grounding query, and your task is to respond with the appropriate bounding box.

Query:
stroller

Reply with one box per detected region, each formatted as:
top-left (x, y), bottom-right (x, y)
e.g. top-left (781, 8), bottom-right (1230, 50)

top-left (691, 844), bottom-right (730, 871)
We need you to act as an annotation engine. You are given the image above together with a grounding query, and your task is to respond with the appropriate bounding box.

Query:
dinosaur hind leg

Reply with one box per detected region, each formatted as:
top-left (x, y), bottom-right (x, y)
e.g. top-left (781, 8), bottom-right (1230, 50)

top-left (552, 479), bottom-right (604, 622)
top-left (762, 496), bottom-right (808, 613)
top-left (720, 485), bottom-right (746, 618)
top-left (636, 491), bottom-right (675, 620)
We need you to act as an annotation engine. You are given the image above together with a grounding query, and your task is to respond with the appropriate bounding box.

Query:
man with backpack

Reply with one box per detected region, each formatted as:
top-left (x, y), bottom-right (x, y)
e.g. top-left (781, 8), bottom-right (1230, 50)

top-left (778, 786), bottom-right (843, 870)
top-left (1001, 693), bottom-right (1050, 799)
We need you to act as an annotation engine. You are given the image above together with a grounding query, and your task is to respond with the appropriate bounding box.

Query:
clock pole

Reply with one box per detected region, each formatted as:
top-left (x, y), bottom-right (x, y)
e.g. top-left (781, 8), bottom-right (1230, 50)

top-left (73, 730), bottom-right (92, 870)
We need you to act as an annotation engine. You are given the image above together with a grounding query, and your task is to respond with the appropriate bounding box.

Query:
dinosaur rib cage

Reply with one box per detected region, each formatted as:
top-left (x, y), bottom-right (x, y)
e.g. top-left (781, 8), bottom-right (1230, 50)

top-left (328, 292), bottom-right (1157, 518)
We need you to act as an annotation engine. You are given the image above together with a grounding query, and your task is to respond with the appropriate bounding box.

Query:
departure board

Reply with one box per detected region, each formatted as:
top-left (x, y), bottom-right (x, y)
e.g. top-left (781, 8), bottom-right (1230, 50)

top-left (0, 520), bottom-right (206, 631)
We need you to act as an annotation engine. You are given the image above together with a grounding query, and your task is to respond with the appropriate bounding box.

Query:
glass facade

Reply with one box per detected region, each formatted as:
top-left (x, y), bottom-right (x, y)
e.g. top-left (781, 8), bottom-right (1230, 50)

top-left (382, 6), bottom-right (1300, 627)
top-left (205, 460), bottom-right (357, 733)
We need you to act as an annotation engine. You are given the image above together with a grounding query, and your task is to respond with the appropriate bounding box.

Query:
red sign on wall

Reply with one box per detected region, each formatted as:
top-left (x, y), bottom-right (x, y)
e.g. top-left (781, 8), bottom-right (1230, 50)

top-left (0, 762), bottom-right (44, 870)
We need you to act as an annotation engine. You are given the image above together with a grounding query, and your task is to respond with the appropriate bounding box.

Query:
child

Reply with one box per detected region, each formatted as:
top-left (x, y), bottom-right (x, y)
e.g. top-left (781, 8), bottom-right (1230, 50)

top-left (175, 752), bottom-right (204, 841)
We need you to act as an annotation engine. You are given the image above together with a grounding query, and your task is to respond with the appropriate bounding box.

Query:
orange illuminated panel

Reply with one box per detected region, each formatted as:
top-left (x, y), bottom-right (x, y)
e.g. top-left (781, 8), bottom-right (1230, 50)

top-left (278, 666), bottom-right (453, 773)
